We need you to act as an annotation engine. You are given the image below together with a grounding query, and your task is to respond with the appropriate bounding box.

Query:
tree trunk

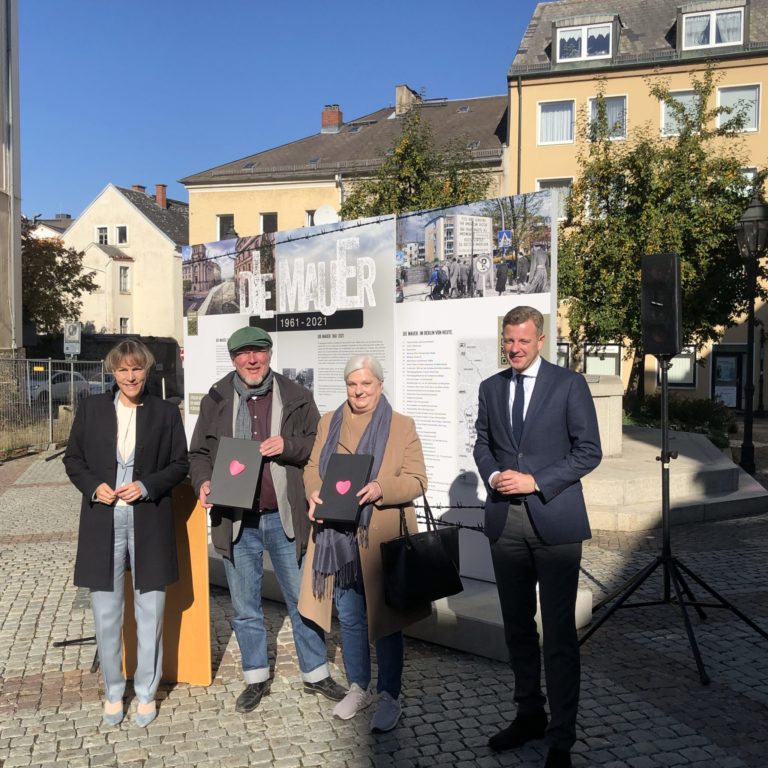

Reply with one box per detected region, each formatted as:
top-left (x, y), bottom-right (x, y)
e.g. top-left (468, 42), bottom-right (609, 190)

top-left (626, 348), bottom-right (645, 410)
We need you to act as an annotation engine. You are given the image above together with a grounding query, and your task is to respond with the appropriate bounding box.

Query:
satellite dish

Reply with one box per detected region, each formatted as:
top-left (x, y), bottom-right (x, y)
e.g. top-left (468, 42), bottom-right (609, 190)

top-left (313, 205), bottom-right (339, 225)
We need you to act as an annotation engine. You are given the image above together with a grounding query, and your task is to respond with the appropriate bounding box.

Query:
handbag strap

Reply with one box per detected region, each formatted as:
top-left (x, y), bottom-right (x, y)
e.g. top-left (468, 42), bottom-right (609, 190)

top-left (416, 479), bottom-right (436, 531)
top-left (397, 479), bottom-right (434, 539)
top-left (398, 505), bottom-right (409, 538)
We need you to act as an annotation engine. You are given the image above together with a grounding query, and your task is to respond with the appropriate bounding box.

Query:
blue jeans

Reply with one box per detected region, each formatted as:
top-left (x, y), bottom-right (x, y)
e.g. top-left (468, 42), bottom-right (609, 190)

top-left (223, 511), bottom-right (329, 684)
top-left (335, 579), bottom-right (404, 698)
top-left (91, 505), bottom-right (165, 704)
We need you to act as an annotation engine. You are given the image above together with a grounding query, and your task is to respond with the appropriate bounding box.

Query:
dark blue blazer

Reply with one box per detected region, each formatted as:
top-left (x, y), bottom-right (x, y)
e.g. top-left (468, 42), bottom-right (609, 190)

top-left (473, 358), bottom-right (602, 545)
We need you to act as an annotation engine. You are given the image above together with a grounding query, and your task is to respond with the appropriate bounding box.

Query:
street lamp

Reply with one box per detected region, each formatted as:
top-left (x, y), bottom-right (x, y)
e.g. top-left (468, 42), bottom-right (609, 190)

top-left (734, 192), bottom-right (768, 475)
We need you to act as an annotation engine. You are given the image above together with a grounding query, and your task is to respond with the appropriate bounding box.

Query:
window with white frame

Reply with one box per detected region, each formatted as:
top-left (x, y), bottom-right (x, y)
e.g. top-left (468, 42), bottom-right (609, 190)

top-left (96, 226), bottom-right (108, 245)
top-left (589, 95), bottom-right (627, 139)
top-left (119, 266), bottom-right (130, 293)
top-left (682, 7), bottom-right (743, 50)
top-left (537, 178), bottom-right (572, 220)
top-left (557, 23), bottom-right (612, 61)
top-left (539, 100), bottom-right (575, 144)
top-left (662, 90), bottom-right (699, 136)
top-left (718, 85), bottom-right (759, 131)
top-left (119, 317), bottom-right (130, 334)
top-left (116, 225), bottom-right (128, 244)
top-left (663, 346), bottom-right (697, 387)
top-left (305, 210), bottom-right (316, 227)
top-left (584, 344), bottom-right (622, 376)
top-left (557, 342), bottom-right (571, 368)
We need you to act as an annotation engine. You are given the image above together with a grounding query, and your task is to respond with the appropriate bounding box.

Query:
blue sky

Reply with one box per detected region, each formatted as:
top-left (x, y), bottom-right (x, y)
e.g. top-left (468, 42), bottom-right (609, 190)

top-left (20, 0), bottom-right (540, 218)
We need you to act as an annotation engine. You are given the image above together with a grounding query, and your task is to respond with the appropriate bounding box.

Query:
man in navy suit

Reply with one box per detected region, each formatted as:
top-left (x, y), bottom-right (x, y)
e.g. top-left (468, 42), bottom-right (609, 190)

top-left (473, 306), bottom-right (601, 768)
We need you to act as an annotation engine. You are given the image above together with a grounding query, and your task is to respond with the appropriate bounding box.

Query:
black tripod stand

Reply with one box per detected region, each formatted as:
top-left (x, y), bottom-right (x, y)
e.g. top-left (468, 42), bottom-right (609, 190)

top-left (53, 636), bottom-right (99, 673)
top-left (49, 449), bottom-right (99, 673)
top-left (579, 356), bottom-right (768, 685)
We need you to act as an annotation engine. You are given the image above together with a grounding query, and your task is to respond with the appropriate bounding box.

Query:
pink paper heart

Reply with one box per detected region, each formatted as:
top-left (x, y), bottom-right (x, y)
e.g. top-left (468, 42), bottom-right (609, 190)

top-left (229, 459), bottom-right (246, 476)
top-left (335, 480), bottom-right (352, 495)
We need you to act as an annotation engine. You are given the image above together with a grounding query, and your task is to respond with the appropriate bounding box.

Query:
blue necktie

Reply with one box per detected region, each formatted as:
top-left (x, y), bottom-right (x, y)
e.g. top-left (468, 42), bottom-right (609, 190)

top-left (512, 373), bottom-right (525, 444)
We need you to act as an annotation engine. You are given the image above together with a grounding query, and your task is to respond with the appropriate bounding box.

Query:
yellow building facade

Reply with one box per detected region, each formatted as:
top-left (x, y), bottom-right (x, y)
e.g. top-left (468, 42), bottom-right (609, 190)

top-left (506, 0), bottom-right (768, 407)
top-left (507, 58), bottom-right (767, 198)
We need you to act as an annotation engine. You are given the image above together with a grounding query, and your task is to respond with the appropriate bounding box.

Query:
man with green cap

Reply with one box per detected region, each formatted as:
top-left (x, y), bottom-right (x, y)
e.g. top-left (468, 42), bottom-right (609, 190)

top-left (189, 325), bottom-right (346, 712)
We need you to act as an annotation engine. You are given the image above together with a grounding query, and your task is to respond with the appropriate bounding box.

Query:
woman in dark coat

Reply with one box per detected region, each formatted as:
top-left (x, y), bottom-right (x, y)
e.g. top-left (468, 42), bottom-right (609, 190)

top-left (64, 340), bottom-right (188, 728)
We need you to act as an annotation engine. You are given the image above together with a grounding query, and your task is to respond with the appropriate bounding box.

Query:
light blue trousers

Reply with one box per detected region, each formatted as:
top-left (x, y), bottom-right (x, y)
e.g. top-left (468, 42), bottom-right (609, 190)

top-left (90, 506), bottom-right (166, 704)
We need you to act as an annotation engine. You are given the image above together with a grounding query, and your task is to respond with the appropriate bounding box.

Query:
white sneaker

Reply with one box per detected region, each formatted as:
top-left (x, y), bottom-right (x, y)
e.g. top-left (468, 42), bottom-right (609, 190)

top-left (332, 683), bottom-right (372, 720)
top-left (370, 691), bottom-right (401, 733)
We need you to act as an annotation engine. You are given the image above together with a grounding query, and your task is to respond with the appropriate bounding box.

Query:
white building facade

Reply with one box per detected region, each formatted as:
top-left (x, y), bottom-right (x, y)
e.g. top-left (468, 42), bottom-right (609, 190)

top-left (62, 184), bottom-right (187, 343)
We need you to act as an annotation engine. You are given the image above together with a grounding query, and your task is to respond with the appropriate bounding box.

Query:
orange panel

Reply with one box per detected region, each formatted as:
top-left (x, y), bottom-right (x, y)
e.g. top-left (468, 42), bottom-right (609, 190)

top-left (123, 481), bottom-right (212, 685)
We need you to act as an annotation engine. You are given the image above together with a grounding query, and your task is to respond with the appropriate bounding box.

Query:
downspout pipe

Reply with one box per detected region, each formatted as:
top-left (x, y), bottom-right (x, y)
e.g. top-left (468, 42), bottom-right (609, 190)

top-left (516, 75), bottom-right (522, 196)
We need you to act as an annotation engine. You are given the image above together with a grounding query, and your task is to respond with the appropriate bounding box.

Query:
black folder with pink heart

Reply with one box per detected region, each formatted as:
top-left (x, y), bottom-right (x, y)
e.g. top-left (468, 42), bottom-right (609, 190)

top-left (318, 453), bottom-right (374, 526)
top-left (207, 437), bottom-right (264, 509)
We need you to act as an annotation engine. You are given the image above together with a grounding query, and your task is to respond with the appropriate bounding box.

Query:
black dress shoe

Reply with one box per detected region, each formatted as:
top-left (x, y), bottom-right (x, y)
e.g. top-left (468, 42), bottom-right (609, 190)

top-left (303, 676), bottom-right (347, 702)
top-left (235, 681), bottom-right (271, 713)
top-left (488, 710), bottom-right (548, 751)
top-left (544, 747), bottom-right (572, 768)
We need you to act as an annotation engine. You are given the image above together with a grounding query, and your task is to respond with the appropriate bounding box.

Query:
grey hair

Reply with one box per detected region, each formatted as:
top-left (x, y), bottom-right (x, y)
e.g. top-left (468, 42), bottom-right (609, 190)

top-left (344, 354), bottom-right (384, 382)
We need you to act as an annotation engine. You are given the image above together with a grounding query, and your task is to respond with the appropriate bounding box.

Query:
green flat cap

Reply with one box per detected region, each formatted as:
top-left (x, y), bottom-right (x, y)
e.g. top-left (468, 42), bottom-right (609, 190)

top-left (227, 326), bottom-right (273, 354)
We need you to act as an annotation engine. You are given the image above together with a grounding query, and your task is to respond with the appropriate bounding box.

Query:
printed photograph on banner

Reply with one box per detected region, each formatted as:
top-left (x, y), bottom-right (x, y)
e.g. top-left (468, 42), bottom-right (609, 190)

top-left (395, 193), bottom-right (553, 303)
top-left (273, 216), bottom-right (396, 414)
top-left (281, 367), bottom-right (314, 393)
top-left (181, 234), bottom-right (275, 317)
top-left (273, 217), bottom-right (390, 323)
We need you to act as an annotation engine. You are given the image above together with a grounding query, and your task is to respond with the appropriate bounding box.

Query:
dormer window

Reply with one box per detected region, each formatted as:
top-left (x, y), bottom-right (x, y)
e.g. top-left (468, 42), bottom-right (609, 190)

top-left (557, 23), bottom-right (612, 62)
top-left (682, 7), bottom-right (743, 49)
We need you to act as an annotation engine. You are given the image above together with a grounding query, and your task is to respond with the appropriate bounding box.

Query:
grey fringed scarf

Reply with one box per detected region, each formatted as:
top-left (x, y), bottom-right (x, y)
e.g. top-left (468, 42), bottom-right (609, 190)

top-left (233, 369), bottom-right (274, 439)
top-left (312, 395), bottom-right (392, 597)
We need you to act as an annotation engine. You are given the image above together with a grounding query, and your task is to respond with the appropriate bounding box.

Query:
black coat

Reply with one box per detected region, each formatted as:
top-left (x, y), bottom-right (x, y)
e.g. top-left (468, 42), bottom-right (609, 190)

top-left (64, 392), bottom-right (189, 591)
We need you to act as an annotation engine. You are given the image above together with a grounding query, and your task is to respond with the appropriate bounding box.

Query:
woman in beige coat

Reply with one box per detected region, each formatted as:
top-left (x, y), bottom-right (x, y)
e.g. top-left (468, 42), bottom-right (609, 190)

top-left (298, 354), bottom-right (429, 732)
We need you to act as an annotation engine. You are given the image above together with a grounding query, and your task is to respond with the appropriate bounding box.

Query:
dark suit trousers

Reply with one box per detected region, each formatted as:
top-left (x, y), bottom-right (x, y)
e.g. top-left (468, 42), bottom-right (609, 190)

top-left (490, 503), bottom-right (582, 750)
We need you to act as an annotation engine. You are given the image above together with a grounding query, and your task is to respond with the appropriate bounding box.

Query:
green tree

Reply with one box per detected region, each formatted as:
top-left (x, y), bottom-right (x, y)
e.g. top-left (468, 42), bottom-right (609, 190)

top-left (479, 194), bottom-right (550, 255)
top-left (339, 106), bottom-right (492, 219)
top-left (21, 217), bottom-right (97, 334)
top-left (559, 67), bottom-right (764, 393)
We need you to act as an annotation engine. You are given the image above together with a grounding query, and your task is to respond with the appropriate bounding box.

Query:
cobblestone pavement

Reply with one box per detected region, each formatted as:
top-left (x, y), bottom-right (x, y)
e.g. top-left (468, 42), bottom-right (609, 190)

top-left (1, 446), bottom-right (767, 768)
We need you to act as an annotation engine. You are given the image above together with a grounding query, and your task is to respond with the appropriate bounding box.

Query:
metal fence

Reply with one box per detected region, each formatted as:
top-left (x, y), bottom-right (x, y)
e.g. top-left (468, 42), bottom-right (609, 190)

top-left (0, 358), bottom-right (109, 457)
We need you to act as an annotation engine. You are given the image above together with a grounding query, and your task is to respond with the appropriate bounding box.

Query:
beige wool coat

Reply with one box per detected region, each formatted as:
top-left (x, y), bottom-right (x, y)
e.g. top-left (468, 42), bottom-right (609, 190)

top-left (298, 404), bottom-right (431, 640)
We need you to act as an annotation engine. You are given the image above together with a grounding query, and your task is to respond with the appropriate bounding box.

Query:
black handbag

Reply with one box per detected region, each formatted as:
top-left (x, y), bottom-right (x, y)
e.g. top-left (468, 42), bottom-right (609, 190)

top-left (380, 484), bottom-right (463, 611)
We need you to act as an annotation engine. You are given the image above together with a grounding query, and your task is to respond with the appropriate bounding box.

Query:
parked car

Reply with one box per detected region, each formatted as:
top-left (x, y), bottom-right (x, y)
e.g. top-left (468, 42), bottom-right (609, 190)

top-left (29, 370), bottom-right (91, 405)
top-left (88, 373), bottom-right (115, 395)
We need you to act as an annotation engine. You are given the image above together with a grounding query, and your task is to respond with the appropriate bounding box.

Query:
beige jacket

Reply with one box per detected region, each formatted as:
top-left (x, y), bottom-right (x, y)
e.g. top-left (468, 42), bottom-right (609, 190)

top-left (298, 405), bottom-right (431, 640)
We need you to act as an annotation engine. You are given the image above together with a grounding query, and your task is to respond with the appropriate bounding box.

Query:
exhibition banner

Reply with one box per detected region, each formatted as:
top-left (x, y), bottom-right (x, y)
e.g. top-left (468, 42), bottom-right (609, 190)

top-left (182, 192), bottom-right (556, 580)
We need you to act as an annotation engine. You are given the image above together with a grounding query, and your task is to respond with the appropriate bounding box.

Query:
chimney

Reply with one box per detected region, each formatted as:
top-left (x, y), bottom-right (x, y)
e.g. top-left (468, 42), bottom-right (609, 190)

top-left (132, 184), bottom-right (146, 193)
top-left (321, 104), bottom-right (343, 134)
top-left (395, 84), bottom-right (421, 116)
top-left (155, 184), bottom-right (167, 209)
